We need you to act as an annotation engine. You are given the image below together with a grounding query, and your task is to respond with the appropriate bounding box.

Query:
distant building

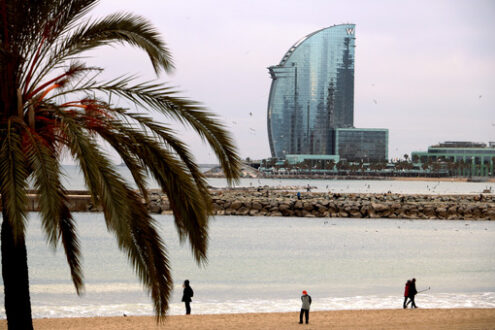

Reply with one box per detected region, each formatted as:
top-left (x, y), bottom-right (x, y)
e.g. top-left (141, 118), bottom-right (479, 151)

top-left (285, 154), bottom-right (340, 165)
top-left (334, 128), bottom-right (388, 162)
top-left (266, 24), bottom-right (388, 163)
top-left (411, 141), bottom-right (495, 176)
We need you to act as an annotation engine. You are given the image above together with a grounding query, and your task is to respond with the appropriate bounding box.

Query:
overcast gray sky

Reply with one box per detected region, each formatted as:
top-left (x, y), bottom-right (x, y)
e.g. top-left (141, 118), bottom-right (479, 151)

top-left (87, 0), bottom-right (495, 163)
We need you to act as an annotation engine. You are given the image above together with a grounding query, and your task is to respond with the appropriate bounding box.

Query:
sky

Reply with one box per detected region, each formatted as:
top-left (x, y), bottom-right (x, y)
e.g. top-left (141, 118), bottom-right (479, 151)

top-left (84, 0), bottom-right (495, 163)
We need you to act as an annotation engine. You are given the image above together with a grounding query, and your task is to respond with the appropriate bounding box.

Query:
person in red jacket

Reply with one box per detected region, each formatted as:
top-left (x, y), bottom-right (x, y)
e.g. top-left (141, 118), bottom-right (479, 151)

top-left (403, 280), bottom-right (411, 309)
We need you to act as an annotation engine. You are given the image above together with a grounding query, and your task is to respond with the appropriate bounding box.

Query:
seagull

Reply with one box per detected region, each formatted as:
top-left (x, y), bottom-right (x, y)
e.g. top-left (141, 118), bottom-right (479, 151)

top-left (373, 99), bottom-right (377, 104)
top-left (249, 112), bottom-right (253, 116)
top-left (479, 95), bottom-right (482, 99)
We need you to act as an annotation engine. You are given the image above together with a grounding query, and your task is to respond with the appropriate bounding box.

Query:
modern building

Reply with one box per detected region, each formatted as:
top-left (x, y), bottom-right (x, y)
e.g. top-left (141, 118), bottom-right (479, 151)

top-left (334, 128), bottom-right (388, 162)
top-left (266, 24), bottom-right (388, 163)
top-left (411, 141), bottom-right (495, 176)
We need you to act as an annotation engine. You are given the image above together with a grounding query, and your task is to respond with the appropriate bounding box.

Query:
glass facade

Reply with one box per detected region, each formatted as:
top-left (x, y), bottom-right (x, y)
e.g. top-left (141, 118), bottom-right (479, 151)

top-left (334, 128), bottom-right (388, 162)
top-left (267, 24), bottom-right (356, 158)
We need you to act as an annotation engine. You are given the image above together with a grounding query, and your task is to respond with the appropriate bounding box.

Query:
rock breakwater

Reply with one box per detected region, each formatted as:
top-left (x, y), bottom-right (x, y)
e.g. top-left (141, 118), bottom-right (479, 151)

top-left (205, 190), bottom-right (495, 220)
top-left (21, 189), bottom-right (494, 220)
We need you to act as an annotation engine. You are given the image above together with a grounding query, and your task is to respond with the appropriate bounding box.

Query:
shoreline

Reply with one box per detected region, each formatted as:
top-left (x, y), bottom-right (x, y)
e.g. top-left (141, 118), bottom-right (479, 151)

top-left (205, 174), bottom-right (495, 183)
top-left (14, 308), bottom-right (495, 329)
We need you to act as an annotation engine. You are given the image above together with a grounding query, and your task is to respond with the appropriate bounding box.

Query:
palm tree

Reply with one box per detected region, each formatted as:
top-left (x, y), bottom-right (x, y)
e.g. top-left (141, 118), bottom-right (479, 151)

top-left (0, 1), bottom-right (241, 328)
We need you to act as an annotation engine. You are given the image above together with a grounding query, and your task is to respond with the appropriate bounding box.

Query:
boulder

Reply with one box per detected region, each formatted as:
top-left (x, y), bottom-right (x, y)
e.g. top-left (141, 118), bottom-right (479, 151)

top-left (230, 201), bottom-right (242, 210)
top-left (435, 207), bottom-right (447, 218)
top-left (303, 202), bottom-right (314, 211)
top-left (371, 202), bottom-right (389, 212)
top-left (251, 202), bottom-right (263, 210)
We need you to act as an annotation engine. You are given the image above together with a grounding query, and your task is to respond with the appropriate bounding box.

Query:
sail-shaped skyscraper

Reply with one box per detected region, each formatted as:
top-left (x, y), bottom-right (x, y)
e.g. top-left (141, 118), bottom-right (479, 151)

top-left (267, 24), bottom-right (388, 162)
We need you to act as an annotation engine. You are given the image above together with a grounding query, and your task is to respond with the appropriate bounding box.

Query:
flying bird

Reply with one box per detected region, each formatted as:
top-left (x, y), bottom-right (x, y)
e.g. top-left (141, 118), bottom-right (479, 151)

top-left (373, 99), bottom-right (377, 104)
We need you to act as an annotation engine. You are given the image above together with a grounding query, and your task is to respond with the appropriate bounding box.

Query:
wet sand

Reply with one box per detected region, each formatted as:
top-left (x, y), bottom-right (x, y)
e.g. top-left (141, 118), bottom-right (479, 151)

top-left (3, 308), bottom-right (493, 330)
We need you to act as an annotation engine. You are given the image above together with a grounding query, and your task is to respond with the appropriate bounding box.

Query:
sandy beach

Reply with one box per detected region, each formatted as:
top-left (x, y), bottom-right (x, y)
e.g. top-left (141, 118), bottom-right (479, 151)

top-left (1, 309), bottom-right (492, 330)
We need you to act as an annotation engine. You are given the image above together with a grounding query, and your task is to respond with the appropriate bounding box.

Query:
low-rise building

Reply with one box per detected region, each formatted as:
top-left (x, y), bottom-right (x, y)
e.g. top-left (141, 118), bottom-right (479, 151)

top-left (411, 141), bottom-right (495, 176)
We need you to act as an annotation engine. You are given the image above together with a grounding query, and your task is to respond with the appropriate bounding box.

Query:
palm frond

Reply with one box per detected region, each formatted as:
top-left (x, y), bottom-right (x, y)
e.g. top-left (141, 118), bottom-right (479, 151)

top-left (25, 12), bottom-right (173, 94)
top-left (125, 190), bottom-right (172, 320)
top-left (0, 123), bottom-right (29, 243)
top-left (102, 108), bottom-right (211, 206)
top-left (16, 1), bottom-right (99, 86)
top-left (22, 126), bottom-right (61, 245)
top-left (59, 112), bottom-right (172, 317)
top-left (77, 114), bottom-right (150, 199)
top-left (123, 112), bottom-right (210, 193)
top-left (58, 203), bottom-right (84, 295)
top-left (22, 126), bottom-right (84, 294)
top-left (77, 113), bottom-right (210, 262)
top-left (51, 79), bottom-right (242, 185)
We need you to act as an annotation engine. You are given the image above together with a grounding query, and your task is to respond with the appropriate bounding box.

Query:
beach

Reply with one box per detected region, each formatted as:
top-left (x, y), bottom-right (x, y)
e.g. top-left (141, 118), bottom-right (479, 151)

top-left (6, 309), bottom-right (493, 329)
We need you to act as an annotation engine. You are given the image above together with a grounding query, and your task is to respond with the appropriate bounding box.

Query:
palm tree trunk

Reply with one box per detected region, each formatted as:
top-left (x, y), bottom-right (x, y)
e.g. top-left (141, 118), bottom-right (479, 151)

top-left (1, 198), bottom-right (33, 330)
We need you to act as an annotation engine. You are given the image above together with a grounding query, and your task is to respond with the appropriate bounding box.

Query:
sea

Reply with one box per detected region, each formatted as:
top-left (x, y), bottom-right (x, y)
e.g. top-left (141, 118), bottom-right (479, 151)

top-left (0, 165), bottom-right (494, 318)
top-left (59, 165), bottom-right (495, 195)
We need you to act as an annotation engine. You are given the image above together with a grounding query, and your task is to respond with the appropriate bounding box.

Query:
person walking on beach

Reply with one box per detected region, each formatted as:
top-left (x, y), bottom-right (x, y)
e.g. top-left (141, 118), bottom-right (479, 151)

top-left (299, 290), bottom-right (312, 324)
top-left (403, 280), bottom-right (411, 308)
top-left (408, 278), bottom-right (418, 308)
top-left (182, 280), bottom-right (194, 315)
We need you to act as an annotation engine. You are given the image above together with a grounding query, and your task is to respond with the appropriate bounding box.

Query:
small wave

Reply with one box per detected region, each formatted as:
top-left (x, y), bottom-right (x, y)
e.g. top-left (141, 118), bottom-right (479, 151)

top-left (29, 282), bottom-right (143, 294)
top-left (1, 292), bottom-right (492, 319)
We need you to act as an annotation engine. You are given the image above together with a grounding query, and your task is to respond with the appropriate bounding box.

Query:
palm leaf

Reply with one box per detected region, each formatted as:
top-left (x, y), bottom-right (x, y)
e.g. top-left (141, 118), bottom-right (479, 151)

top-left (59, 113), bottom-right (172, 317)
top-left (58, 204), bottom-right (84, 295)
top-left (74, 112), bottom-right (210, 262)
top-left (0, 123), bottom-right (29, 243)
top-left (24, 13), bottom-right (174, 95)
top-left (50, 78), bottom-right (242, 184)
top-left (22, 126), bottom-right (84, 294)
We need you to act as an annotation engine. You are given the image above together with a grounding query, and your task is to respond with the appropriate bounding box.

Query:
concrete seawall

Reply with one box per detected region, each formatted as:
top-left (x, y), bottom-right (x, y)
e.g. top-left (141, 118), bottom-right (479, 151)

top-left (17, 189), bottom-right (495, 220)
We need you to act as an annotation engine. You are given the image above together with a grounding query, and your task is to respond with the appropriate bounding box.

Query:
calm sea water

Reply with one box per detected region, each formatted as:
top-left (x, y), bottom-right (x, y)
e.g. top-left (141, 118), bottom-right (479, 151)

top-left (0, 214), bottom-right (494, 318)
top-left (59, 165), bottom-right (495, 194)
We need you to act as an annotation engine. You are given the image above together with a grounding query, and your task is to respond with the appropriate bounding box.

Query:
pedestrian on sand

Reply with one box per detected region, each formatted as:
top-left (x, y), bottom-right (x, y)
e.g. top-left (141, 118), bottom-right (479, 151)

top-left (299, 290), bottom-right (312, 324)
top-left (403, 280), bottom-right (411, 308)
top-left (182, 279), bottom-right (194, 315)
top-left (408, 278), bottom-right (418, 308)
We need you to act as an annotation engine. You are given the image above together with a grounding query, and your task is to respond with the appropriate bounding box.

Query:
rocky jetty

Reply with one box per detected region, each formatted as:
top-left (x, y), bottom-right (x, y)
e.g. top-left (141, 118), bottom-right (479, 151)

top-left (22, 189), bottom-right (495, 220)
top-left (147, 189), bottom-right (495, 220)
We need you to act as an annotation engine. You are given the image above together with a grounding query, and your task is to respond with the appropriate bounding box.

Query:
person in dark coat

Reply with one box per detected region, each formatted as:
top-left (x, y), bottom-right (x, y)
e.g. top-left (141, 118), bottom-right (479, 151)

top-left (408, 278), bottom-right (418, 308)
top-left (181, 279), bottom-right (194, 315)
top-left (299, 290), bottom-right (312, 324)
top-left (403, 280), bottom-right (411, 309)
